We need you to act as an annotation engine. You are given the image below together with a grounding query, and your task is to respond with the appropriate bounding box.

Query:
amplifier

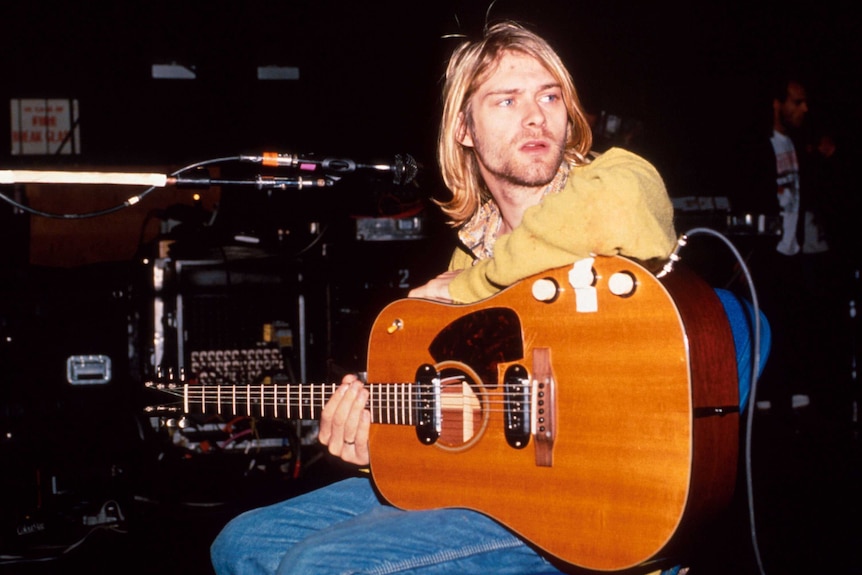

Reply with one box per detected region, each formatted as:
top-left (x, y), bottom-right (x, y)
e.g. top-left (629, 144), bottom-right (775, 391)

top-left (147, 252), bottom-right (327, 386)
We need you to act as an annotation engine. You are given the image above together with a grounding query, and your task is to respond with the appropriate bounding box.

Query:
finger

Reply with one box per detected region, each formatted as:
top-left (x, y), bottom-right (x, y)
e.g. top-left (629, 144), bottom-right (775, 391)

top-left (342, 382), bottom-right (369, 444)
top-left (319, 380), bottom-right (352, 445)
top-left (351, 410), bottom-right (372, 465)
top-left (338, 410), bottom-right (371, 466)
top-left (326, 379), bottom-right (364, 453)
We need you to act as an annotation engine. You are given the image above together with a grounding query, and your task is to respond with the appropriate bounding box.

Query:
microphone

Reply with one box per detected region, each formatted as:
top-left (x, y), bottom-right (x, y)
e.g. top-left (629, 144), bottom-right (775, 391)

top-left (240, 152), bottom-right (418, 185)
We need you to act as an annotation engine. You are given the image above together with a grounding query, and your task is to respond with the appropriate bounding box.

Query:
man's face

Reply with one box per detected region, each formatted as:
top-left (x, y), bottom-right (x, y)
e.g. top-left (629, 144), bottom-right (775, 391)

top-left (776, 81), bottom-right (808, 132)
top-left (458, 51), bottom-right (569, 190)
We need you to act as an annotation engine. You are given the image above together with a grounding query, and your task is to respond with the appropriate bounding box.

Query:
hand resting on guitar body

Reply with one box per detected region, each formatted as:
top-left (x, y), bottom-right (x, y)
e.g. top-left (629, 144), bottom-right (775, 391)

top-left (405, 269), bottom-right (460, 303)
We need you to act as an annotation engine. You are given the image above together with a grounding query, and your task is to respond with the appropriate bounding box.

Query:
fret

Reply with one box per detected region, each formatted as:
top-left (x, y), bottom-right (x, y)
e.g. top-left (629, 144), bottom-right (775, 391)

top-left (383, 385), bottom-right (390, 424)
top-left (402, 383), bottom-right (410, 425)
top-left (387, 385), bottom-right (393, 424)
top-left (286, 384), bottom-right (292, 418)
top-left (299, 384), bottom-right (305, 420)
top-left (394, 384), bottom-right (400, 424)
top-left (405, 383), bottom-right (411, 424)
top-left (372, 386), bottom-right (379, 423)
top-left (395, 384), bottom-right (401, 423)
top-left (394, 383), bottom-right (400, 425)
top-left (376, 386), bottom-right (384, 423)
top-left (388, 384), bottom-right (394, 424)
top-left (298, 384), bottom-right (304, 420)
top-left (384, 385), bottom-right (390, 424)
top-left (395, 384), bottom-right (402, 424)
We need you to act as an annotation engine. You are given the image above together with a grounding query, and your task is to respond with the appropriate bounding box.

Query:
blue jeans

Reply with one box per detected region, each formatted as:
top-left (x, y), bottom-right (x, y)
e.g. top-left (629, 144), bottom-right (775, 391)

top-left (210, 476), bottom-right (563, 574)
top-left (210, 292), bottom-right (769, 575)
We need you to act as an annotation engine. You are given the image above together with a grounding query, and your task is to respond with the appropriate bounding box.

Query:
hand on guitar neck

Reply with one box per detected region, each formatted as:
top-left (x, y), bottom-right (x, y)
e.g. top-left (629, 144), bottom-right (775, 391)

top-left (318, 374), bottom-right (372, 465)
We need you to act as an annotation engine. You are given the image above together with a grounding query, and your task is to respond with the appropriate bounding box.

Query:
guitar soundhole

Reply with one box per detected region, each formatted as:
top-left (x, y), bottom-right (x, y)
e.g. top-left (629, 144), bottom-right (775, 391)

top-left (434, 361), bottom-right (488, 452)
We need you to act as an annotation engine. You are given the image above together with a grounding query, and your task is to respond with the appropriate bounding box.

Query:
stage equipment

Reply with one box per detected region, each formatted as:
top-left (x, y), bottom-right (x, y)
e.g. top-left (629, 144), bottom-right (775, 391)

top-left (239, 152), bottom-right (419, 185)
top-left (1, 152), bottom-right (417, 190)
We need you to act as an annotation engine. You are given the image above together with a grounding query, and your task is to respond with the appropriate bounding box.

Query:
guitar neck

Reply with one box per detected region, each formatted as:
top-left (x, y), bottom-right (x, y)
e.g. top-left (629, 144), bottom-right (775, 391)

top-left (170, 382), bottom-right (418, 425)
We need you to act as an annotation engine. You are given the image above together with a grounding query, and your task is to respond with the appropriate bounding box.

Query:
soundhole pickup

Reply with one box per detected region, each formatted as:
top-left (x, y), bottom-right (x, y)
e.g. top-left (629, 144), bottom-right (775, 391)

top-left (503, 364), bottom-right (531, 448)
top-left (414, 364), bottom-right (440, 445)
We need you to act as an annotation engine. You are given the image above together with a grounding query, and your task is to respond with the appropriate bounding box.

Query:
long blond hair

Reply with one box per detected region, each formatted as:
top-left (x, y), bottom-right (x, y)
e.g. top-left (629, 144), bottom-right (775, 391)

top-left (437, 21), bottom-right (593, 227)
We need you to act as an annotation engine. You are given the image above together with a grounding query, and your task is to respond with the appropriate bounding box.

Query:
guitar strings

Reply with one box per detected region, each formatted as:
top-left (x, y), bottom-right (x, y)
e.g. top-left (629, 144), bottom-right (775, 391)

top-left (151, 384), bottom-right (537, 416)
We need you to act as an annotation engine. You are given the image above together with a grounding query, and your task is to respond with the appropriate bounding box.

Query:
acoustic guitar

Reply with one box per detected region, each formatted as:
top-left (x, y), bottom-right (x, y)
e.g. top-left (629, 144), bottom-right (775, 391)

top-left (147, 256), bottom-right (740, 571)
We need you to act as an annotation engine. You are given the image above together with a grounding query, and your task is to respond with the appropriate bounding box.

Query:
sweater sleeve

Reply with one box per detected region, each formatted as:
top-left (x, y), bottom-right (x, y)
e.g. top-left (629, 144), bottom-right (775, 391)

top-left (448, 148), bottom-right (677, 303)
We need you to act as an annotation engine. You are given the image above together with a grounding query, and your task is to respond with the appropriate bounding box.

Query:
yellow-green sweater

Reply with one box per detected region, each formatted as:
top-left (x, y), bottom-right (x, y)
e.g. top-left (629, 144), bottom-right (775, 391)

top-left (447, 147), bottom-right (677, 303)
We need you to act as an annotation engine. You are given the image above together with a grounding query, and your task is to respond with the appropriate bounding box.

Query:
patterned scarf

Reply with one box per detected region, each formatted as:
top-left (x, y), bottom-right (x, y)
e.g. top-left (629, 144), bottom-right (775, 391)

top-left (457, 162), bottom-right (570, 261)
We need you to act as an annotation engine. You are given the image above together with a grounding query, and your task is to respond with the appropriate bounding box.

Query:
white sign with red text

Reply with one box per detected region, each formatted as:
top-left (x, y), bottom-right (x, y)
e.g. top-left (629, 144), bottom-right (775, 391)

top-left (10, 98), bottom-right (81, 155)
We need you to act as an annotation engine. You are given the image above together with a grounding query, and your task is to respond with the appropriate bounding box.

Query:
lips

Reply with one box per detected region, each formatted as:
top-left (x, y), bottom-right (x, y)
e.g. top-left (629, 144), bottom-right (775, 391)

top-left (520, 139), bottom-right (549, 152)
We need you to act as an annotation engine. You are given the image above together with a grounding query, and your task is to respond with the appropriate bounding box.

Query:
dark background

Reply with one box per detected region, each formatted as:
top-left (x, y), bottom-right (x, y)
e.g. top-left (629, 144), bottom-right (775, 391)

top-left (2, 0), bottom-right (860, 195)
top-left (1, 2), bottom-right (861, 574)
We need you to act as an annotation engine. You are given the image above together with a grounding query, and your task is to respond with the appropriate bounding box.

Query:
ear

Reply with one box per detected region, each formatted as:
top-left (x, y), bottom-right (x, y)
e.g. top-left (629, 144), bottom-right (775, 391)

top-left (456, 112), bottom-right (474, 147)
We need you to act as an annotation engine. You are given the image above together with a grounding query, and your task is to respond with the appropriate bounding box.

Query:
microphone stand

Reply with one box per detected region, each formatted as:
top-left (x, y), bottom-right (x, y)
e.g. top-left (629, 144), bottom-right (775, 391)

top-left (169, 174), bottom-right (335, 190)
top-left (0, 169), bottom-right (335, 190)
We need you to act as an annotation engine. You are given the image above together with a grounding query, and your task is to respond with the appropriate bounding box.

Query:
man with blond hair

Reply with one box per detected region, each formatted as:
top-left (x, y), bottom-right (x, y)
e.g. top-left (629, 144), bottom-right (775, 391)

top-left (211, 21), bottom-right (755, 575)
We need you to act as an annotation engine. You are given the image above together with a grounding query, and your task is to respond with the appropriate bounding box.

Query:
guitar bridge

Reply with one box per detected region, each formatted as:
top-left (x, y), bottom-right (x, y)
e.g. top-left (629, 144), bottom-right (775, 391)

top-left (531, 348), bottom-right (556, 467)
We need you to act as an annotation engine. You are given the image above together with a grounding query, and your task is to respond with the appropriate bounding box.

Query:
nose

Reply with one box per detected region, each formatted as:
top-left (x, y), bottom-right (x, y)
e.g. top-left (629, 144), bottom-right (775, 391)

top-left (523, 98), bottom-right (546, 127)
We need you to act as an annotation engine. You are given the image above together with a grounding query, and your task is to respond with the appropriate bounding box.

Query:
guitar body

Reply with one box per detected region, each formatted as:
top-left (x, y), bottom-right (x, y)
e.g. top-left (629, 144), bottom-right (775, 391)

top-left (366, 256), bottom-right (738, 571)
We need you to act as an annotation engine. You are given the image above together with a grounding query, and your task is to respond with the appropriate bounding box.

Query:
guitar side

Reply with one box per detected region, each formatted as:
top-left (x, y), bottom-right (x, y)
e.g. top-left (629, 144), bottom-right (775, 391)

top-left (366, 256), bottom-right (738, 571)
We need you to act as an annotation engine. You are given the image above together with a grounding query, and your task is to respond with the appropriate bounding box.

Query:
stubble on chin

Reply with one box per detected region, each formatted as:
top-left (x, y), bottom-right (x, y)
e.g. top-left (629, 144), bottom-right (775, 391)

top-left (501, 145), bottom-right (565, 187)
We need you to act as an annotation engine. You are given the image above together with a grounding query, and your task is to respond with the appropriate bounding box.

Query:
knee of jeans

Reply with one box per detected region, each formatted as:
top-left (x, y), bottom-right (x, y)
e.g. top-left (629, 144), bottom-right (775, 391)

top-left (209, 528), bottom-right (231, 572)
top-left (210, 516), bottom-right (248, 573)
top-left (275, 536), bottom-right (351, 575)
top-left (274, 539), bottom-right (319, 575)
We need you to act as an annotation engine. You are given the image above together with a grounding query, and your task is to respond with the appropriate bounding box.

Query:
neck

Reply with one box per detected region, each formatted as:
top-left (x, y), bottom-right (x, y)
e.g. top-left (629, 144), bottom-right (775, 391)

top-left (484, 178), bottom-right (546, 235)
top-left (773, 112), bottom-right (788, 136)
top-left (151, 380), bottom-right (421, 426)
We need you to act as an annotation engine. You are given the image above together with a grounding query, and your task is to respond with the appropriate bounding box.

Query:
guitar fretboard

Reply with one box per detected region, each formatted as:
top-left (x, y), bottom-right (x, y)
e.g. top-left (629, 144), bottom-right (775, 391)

top-left (161, 383), bottom-right (419, 425)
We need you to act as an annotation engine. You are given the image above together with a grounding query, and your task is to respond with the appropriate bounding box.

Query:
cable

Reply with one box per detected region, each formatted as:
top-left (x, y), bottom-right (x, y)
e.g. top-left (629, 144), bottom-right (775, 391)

top-left (0, 520), bottom-right (127, 567)
top-left (677, 226), bottom-right (767, 575)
